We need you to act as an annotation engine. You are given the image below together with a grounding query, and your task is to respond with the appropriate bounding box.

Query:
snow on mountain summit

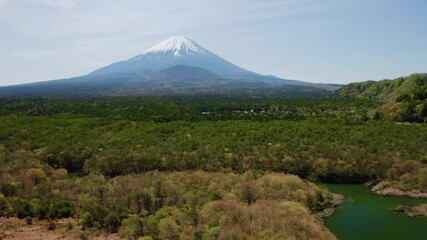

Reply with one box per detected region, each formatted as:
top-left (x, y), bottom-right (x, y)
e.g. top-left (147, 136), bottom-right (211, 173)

top-left (133, 36), bottom-right (208, 59)
top-left (90, 35), bottom-right (267, 80)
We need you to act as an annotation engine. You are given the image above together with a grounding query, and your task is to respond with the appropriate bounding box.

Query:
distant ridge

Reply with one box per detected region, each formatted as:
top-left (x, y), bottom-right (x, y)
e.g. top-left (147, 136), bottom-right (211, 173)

top-left (338, 73), bottom-right (427, 101)
top-left (337, 73), bottom-right (427, 122)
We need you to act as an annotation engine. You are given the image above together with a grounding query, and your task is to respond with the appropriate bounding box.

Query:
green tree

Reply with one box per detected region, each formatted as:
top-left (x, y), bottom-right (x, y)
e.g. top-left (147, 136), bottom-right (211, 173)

top-left (136, 188), bottom-right (153, 214)
top-left (0, 193), bottom-right (12, 216)
top-left (158, 217), bottom-right (179, 240)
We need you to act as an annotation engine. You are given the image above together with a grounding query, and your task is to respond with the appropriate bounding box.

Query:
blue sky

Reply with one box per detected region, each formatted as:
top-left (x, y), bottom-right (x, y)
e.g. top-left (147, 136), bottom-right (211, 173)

top-left (0, 0), bottom-right (426, 85)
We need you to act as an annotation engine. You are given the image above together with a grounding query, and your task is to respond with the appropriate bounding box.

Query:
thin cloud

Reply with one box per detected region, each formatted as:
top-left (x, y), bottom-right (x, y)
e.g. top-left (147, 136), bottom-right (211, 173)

top-left (0, 0), bottom-right (425, 85)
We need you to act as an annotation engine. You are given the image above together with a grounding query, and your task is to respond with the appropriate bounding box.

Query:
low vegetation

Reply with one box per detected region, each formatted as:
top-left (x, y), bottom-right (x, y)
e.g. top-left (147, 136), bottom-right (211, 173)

top-left (387, 160), bottom-right (427, 192)
top-left (372, 160), bottom-right (427, 198)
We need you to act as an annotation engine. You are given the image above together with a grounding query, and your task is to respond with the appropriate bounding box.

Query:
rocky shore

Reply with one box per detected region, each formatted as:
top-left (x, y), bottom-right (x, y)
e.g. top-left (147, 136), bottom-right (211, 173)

top-left (372, 181), bottom-right (427, 199)
top-left (391, 204), bottom-right (427, 218)
top-left (320, 193), bottom-right (346, 219)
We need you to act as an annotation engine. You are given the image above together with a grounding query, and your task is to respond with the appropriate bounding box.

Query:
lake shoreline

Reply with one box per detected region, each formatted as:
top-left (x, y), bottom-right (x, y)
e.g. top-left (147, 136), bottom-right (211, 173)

top-left (391, 204), bottom-right (427, 218)
top-left (323, 183), bottom-right (427, 240)
top-left (372, 181), bottom-right (427, 199)
top-left (320, 193), bottom-right (346, 219)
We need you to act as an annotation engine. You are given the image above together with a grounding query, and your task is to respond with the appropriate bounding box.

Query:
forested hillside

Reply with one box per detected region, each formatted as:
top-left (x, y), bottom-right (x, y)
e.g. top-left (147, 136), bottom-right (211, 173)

top-left (0, 146), bottom-right (341, 239)
top-left (338, 73), bottom-right (427, 122)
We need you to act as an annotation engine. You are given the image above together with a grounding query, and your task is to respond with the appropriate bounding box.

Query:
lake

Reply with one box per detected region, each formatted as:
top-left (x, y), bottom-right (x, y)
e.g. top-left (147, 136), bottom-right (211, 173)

top-left (321, 184), bottom-right (427, 240)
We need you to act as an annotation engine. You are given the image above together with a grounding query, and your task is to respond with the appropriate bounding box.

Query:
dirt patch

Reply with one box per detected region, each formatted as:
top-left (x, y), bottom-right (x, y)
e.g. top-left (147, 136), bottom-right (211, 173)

top-left (0, 217), bottom-right (122, 240)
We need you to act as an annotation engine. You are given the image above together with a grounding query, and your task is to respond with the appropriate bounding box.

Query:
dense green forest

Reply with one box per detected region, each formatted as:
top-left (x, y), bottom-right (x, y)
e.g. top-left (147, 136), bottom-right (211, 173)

top-left (0, 85), bottom-right (426, 239)
top-left (1, 116), bottom-right (425, 181)
top-left (0, 95), bottom-right (377, 122)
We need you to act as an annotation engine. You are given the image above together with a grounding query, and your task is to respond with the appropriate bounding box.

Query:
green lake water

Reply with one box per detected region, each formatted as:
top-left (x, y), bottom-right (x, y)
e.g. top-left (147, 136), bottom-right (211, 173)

top-left (321, 184), bottom-right (427, 240)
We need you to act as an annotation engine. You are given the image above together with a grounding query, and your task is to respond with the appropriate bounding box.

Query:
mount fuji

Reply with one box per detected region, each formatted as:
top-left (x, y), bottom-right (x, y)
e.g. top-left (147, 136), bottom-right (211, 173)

top-left (91, 36), bottom-right (269, 80)
top-left (0, 36), bottom-right (340, 96)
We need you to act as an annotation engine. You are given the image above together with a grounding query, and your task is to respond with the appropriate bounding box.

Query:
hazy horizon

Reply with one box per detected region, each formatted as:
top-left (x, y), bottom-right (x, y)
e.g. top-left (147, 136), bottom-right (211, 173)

top-left (0, 0), bottom-right (426, 86)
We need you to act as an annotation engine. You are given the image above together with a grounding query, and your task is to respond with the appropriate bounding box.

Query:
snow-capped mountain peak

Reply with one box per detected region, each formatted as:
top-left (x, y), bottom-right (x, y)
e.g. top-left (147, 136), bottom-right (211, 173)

top-left (90, 35), bottom-right (266, 79)
top-left (135, 36), bottom-right (208, 59)
top-left (0, 35), bottom-right (328, 96)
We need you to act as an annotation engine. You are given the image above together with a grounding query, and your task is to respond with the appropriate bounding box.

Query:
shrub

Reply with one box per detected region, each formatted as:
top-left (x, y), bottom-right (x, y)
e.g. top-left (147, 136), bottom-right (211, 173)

top-left (25, 216), bottom-right (32, 225)
top-left (25, 168), bottom-right (47, 185)
top-left (47, 220), bottom-right (56, 230)
top-left (138, 237), bottom-right (153, 240)
top-left (0, 193), bottom-right (12, 216)
top-left (66, 220), bottom-right (73, 231)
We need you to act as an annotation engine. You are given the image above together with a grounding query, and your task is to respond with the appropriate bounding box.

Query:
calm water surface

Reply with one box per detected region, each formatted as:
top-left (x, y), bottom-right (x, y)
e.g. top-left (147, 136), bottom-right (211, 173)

top-left (321, 184), bottom-right (427, 240)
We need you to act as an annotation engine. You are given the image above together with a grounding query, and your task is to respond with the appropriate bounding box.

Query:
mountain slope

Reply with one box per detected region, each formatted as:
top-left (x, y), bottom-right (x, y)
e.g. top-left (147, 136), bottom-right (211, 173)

top-left (338, 73), bottom-right (427, 122)
top-left (338, 73), bottom-right (427, 101)
top-left (90, 36), bottom-right (266, 80)
top-left (144, 65), bottom-right (221, 81)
